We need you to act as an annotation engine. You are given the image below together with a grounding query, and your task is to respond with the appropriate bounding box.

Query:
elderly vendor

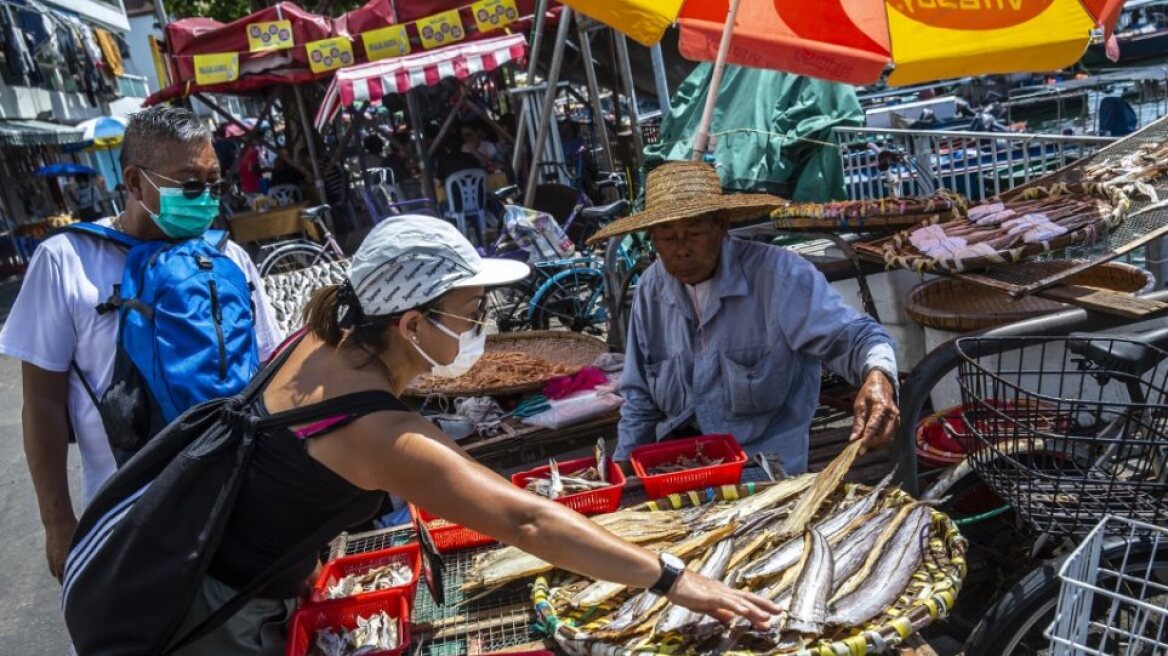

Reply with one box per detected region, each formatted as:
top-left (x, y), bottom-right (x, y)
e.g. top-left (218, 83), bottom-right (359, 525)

top-left (588, 161), bottom-right (899, 474)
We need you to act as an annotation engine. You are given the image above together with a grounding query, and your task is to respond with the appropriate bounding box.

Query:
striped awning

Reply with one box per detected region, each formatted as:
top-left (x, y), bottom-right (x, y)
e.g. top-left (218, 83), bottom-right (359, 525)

top-left (0, 120), bottom-right (87, 147)
top-left (315, 33), bottom-right (526, 130)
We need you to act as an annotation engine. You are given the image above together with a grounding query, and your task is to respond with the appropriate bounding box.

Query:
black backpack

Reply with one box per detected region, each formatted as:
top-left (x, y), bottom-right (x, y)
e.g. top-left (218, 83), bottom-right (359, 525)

top-left (61, 337), bottom-right (403, 655)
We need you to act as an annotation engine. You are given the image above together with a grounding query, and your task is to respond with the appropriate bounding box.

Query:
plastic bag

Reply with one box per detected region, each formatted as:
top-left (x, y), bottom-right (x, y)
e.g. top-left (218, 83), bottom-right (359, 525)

top-left (522, 391), bottom-right (624, 430)
top-left (504, 205), bottom-right (576, 262)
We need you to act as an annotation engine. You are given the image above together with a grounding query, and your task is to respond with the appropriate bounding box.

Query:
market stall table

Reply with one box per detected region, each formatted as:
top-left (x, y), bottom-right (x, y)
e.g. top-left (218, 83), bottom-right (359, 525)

top-left (227, 202), bottom-right (320, 246)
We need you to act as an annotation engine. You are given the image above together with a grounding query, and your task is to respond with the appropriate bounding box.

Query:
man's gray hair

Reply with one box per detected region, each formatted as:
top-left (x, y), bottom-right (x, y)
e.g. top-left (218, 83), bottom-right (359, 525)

top-left (120, 107), bottom-right (212, 172)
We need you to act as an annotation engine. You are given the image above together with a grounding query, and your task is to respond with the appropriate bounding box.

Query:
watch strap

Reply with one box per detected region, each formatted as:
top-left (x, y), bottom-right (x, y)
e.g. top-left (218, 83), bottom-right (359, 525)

top-left (650, 555), bottom-right (683, 595)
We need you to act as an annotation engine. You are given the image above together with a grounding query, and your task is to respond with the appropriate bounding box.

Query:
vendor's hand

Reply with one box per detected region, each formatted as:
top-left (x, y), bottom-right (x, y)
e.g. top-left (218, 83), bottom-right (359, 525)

top-left (666, 571), bottom-right (782, 629)
top-left (848, 370), bottom-right (899, 454)
top-left (44, 514), bottom-right (77, 584)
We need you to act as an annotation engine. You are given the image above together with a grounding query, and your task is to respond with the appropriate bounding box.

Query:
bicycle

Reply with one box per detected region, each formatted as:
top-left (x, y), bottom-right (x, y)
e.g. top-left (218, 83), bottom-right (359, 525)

top-left (919, 329), bottom-right (1168, 654)
top-left (256, 205), bottom-right (346, 277)
top-left (484, 177), bottom-right (631, 334)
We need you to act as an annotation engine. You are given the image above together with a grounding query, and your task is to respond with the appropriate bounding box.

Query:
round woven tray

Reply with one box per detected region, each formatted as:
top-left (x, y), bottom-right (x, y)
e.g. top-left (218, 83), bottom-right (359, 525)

top-left (879, 183), bottom-right (1131, 273)
top-left (404, 330), bottom-right (608, 398)
top-left (532, 483), bottom-right (966, 656)
top-left (906, 261), bottom-right (1155, 332)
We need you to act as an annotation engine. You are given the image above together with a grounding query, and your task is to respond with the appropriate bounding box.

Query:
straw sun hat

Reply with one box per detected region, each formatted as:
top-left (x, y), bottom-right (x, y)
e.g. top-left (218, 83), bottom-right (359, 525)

top-left (586, 160), bottom-right (786, 245)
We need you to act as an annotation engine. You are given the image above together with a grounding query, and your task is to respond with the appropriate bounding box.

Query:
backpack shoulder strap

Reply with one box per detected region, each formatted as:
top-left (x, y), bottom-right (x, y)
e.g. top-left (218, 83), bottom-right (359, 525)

top-left (238, 331), bottom-right (307, 403)
top-left (202, 229), bottom-right (230, 251)
top-left (257, 390), bottom-right (406, 433)
top-left (62, 222), bottom-right (141, 250)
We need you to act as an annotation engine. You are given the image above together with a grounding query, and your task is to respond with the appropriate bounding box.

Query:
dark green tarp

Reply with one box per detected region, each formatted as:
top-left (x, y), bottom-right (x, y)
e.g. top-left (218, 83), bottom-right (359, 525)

top-left (645, 63), bottom-right (863, 202)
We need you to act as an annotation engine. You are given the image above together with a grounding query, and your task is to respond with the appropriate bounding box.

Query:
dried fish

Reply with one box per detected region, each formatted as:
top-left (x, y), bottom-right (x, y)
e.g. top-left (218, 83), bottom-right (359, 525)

top-left (325, 560), bottom-right (413, 600)
top-left (646, 441), bottom-right (724, 475)
top-left (694, 473), bottom-right (815, 532)
top-left (653, 538), bottom-right (735, 637)
top-left (309, 610), bottom-right (400, 656)
top-left (738, 469), bottom-right (889, 585)
top-left (595, 438), bottom-right (609, 484)
top-left (827, 504), bottom-right (933, 628)
top-left (784, 529), bottom-right (834, 635)
top-left (778, 441), bottom-right (863, 540)
top-left (463, 510), bottom-right (689, 591)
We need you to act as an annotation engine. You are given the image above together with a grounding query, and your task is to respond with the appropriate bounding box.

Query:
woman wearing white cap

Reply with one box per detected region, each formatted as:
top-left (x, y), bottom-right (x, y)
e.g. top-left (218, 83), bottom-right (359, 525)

top-left (170, 215), bottom-right (780, 654)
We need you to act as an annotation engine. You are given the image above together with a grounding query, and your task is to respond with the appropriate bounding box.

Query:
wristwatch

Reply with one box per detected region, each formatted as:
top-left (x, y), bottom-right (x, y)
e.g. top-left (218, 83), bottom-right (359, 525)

top-left (650, 553), bottom-right (685, 595)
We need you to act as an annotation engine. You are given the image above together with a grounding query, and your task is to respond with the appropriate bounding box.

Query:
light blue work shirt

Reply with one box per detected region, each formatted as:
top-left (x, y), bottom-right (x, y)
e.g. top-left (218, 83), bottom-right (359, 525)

top-left (616, 236), bottom-right (898, 474)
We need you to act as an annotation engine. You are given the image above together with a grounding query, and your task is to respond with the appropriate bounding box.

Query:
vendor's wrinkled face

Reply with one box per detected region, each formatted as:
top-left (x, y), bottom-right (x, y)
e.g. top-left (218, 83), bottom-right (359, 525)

top-left (649, 216), bottom-right (728, 285)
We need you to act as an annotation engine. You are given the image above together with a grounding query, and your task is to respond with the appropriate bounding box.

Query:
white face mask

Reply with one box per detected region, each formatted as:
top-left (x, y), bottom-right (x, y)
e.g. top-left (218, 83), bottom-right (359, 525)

top-left (412, 317), bottom-right (486, 378)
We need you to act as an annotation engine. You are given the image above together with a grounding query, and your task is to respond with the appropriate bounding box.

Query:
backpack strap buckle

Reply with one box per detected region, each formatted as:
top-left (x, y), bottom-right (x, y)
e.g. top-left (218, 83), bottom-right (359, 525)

top-left (95, 285), bottom-right (123, 315)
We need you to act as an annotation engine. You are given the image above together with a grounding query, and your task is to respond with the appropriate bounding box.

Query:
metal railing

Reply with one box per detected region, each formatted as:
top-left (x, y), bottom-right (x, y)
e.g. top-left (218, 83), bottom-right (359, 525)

top-left (833, 126), bottom-right (1116, 202)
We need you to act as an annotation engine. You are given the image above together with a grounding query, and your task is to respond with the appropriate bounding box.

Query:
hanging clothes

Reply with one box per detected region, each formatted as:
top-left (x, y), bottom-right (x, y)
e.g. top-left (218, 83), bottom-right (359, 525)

top-left (93, 28), bottom-right (123, 77)
top-left (1, 5), bottom-right (35, 83)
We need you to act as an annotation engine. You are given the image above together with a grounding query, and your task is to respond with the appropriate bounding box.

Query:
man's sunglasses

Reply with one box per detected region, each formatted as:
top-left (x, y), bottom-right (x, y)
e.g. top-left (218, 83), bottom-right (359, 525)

top-left (140, 168), bottom-right (232, 200)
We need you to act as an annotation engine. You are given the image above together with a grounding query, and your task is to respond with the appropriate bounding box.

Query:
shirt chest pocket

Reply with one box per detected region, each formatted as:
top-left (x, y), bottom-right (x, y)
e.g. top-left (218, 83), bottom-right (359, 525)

top-left (721, 347), bottom-right (788, 417)
top-left (645, 354), bottom-right (688, 418)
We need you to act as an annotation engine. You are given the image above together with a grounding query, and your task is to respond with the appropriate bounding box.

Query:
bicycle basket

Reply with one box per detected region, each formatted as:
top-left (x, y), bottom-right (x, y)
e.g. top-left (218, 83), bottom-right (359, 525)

top-left (954, 336), bottom-right (1168, 537)
top-left (1047, 515), bottom-right (1168, 655)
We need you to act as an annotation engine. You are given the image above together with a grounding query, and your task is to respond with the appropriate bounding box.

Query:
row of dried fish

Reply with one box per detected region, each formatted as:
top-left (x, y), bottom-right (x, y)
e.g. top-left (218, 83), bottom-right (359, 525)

top-left (468, 441), bottom-right (952, 654)
top-left (772, 193), bottom-right (963, 220)
top-left (309, 610), bottom-right (400, 656)
top-left (900, 196), bottom-right (1104, 262)
top-left (324, 561), bottom-right (414, 601)
top-left (1081, 141), bottom-right (1168, 200)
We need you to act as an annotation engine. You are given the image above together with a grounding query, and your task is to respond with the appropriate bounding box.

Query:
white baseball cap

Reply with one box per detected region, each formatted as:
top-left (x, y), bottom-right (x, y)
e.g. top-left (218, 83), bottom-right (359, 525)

top-left (347, 215), bottom-right (530, 316)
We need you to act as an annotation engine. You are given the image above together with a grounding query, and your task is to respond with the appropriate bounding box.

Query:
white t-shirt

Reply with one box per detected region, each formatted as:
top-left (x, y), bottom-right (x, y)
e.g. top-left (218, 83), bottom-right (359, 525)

top-left (0, 219), bottom-right (283, 505)
top-left (685, 279), bottom-right (715, 319)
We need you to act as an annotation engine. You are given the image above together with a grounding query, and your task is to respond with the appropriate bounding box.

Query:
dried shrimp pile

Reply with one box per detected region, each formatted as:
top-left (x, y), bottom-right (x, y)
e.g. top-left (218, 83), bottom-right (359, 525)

top-left (411, 351), bottom-right (575, 394)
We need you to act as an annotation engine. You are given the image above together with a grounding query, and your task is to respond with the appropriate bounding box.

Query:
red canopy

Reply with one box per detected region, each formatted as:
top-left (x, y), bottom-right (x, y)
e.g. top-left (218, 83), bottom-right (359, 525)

top-left (147, 0), bottom-right (546, 106)
top-left (314, 32), bottom-right (527, 129)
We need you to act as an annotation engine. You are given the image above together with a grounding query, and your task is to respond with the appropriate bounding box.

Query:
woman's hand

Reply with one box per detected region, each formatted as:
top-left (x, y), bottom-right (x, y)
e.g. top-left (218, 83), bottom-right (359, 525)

top-left (666, 571), bottom-right (782, 629)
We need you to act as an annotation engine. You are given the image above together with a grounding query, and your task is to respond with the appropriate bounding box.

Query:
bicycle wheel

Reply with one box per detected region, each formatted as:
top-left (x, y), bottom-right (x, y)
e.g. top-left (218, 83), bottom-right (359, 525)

top-left (964, 542), bottom-right (1168, 655)
top-left (259, 242), bottom-right (338, 277)
top-left (529, 268), bottom-right (607, 334)
top-left (487, 282), bottom-right (533, 333)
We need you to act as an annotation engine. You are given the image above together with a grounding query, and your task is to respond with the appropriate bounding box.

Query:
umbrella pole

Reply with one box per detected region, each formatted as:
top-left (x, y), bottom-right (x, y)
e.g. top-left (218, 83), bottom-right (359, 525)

top-left (523, 5), bottom-right (573, 207)
top-left (106, 148), bottom-right (122, 213)
top-left (689, 0), bottom-right (743, 162)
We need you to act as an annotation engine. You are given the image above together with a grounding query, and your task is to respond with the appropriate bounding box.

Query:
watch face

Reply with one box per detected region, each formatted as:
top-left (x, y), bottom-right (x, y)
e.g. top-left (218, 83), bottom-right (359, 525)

top-left (661, 553), bottom-right (684, 570)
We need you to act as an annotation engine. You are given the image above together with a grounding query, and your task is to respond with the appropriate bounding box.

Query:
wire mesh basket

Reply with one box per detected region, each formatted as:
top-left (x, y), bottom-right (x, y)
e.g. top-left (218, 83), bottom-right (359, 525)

top-left (955, 336), bottom-right (1168, 537)
top-left (1047, 515), bottom-right (1168, 655)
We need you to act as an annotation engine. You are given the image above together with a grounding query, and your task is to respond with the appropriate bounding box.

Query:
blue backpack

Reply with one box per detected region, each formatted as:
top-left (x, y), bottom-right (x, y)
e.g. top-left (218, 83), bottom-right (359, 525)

top-left (66, 223), bottom-right (260, 464)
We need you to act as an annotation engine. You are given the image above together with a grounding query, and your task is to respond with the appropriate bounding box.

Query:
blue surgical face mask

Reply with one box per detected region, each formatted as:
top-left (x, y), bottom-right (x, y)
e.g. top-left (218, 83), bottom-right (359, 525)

top-left (139, 170), bottom-right (219, 239)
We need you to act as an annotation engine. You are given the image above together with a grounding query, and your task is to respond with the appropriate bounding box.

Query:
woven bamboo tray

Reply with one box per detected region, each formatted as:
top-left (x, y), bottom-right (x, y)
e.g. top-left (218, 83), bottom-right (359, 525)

top-left (405, 331), bottom-right (608, 398)
top-left (906, 262), bottom-right (1155, 332)
top-left (532, 483), bottom-right (966, 656)
top-left (874, 183), bottom-right (1131, 273)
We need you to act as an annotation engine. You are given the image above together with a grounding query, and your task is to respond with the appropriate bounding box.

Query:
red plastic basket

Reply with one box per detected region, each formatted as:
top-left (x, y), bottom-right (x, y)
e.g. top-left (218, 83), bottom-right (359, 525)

top-left (286, 592), bottom-right (410, 656)
top-left (630, 435), bottom-right (747, 498)
top-left (309, 543), bottom-right (421, 608)
top-left (408, 504), bottom-right (495, 553)
top-left (511, 456), bottom-right (626, 515)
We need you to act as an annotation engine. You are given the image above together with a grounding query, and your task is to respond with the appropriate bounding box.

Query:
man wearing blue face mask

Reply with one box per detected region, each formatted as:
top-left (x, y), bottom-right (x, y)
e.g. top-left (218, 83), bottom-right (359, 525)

top-left (0, 107), bottom-right (282, 585)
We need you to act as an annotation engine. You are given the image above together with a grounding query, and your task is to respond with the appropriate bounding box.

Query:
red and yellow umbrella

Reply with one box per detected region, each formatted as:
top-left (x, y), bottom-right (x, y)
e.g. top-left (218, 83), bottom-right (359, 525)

top-left (564, 0), bottom-right (1123, 87)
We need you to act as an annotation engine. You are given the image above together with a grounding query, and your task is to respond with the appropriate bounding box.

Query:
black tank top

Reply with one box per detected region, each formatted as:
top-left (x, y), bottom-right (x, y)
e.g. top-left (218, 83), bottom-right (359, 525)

top-left (209, 356), bottom-right (405, 598)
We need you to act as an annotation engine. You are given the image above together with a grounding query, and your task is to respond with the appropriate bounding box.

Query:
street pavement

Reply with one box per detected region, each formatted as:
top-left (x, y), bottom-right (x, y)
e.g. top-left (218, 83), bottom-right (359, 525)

top-left (0, 276), bottom-right (76, 654)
